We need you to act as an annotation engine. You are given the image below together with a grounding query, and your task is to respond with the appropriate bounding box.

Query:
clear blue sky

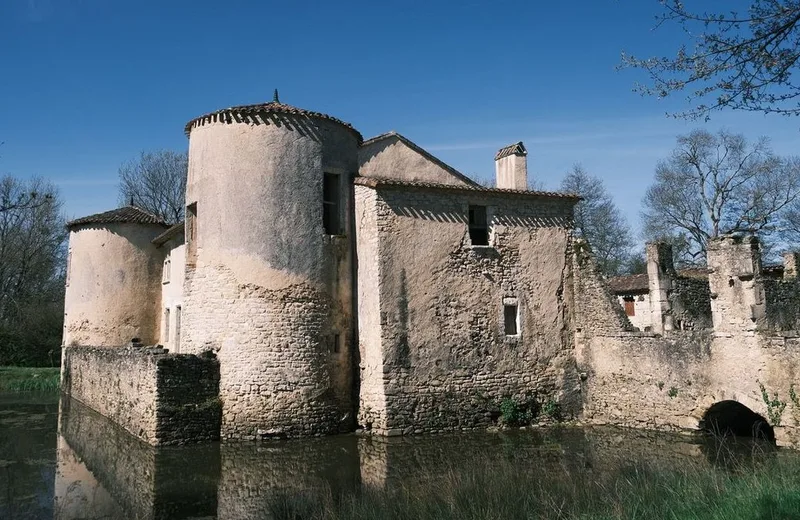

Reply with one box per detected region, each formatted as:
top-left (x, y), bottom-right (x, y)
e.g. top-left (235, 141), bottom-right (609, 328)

top-left (1, 0), bottom-right (797, 239)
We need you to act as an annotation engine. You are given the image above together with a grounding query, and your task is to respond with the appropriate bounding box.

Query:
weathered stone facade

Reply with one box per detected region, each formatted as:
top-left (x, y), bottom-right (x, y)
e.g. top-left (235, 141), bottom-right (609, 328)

top-left (61, 97), bottom-right (800, 449)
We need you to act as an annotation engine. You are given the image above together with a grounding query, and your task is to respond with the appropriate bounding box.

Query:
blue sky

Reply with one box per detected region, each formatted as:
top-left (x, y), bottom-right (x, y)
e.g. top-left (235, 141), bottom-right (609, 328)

top-left (1, 0), bottom-right (798, 239)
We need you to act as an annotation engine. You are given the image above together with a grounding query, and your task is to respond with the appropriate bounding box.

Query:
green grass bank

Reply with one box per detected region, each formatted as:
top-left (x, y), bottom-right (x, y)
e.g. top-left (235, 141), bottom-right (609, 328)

top-left (267, 452), bottom-right (800, 520)
top-left (0, 366), bottom-right (60, 393)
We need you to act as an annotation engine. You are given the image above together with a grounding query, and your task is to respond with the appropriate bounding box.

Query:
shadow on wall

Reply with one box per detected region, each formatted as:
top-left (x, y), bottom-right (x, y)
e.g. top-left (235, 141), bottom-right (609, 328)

top-left (699, 400), bottom-right (776, 444)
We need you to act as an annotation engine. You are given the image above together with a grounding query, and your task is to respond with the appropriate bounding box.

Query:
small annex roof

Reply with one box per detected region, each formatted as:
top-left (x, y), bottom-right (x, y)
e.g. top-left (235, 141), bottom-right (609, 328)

top-left (152, 221), bottom-right (185, 247)
top-left (495, 142), bottom-right (527, 160)
top-left (184, 98), bottom-right (363, 143)
top-left (361, 131), bottom-right (480, 187)
top-left (353, 177), bottom-right (581, 200)
top-left (607, 273), bottom-right (649, 294)
top-left (67, 206), bottom-right (168, 230)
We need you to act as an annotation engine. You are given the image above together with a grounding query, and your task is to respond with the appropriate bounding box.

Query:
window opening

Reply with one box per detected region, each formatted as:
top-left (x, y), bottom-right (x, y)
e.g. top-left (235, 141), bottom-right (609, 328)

top-left (162, 258), bottom-right (171, 283)
top-left (469, 205), bottom-right (489, 245)
top-left (504, 304), bottom-right (518, 335)
top-left (186, 203), bottom-right (198, 263)
top-left (331, 333), bottom-right (341, 354)
top-left (323, 173), bottom-right (341, 235)
top-left (175, 306), bottom-right (182, 353)
top-left (164, 308), bottom-right (171, 345)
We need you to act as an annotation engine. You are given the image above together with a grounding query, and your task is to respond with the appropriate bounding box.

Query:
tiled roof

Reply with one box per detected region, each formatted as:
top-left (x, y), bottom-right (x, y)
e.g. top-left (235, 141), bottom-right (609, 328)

top-left (184, 101), bottom-right (363, 143)
top-left (361, 131), bottom-right (480, 187)
top-left (495, 142), bottom-right (527, 160)
top-left (607, 273), bottom-right (649, 294)
top-left (67, 206), bottom-right (168, 229)
top-left (353, 177), bottom-right (581, 200)
top-left (152, 221), bottom-right (185, 247)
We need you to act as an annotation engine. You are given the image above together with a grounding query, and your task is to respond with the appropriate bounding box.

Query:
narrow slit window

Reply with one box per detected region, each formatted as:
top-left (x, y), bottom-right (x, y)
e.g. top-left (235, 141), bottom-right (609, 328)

top-left (331, 334), bottom-right (341, 354)
top-left (469, 205), bottom-right (489, 246)
top-left (323, 173), bottom-right (341, 235)
top-left (162, 258), bottom-right (171, 283)
top-left (164, 308), bottom-right (171, 344)
top-left (504, 304), bottom-right (518, 336)
top-left (186, 202), bottom-right (198, 263)
top-left (175, 306), bottom-right (182, 353)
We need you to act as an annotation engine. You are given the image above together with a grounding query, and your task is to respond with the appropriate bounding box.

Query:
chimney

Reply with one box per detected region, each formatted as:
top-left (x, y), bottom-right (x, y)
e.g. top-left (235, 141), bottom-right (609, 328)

top-left (494, 142), bottom-right (527, 190)
top-left (783, 251), bottom-right (800, 279)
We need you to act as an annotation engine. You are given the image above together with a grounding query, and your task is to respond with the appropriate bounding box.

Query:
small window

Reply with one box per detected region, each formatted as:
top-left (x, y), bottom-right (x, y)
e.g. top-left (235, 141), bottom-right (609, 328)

top-left (162, 258), bottom-right (171, 284)
top-left (504, 304), bottom-right (518, 336)
top-left (330, 333), bottom-right (341, 354)
top-left (175, 306), bottom-right (182, 353)
top-left (323, 173), bottom-right (341, 235)
top-left (469, 205), bottom-right (489, 246)
top-left (65, 250), bottom-right (72, 286)
top-left (164, 308), bottom-right (171, 345)
top-left (186, 203), bottom-right (198, 263)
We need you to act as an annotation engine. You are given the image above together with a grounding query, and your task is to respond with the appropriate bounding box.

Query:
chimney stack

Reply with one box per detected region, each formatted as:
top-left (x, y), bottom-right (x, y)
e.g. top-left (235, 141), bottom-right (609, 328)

top-left (494, 142), bottom-right (527, 190)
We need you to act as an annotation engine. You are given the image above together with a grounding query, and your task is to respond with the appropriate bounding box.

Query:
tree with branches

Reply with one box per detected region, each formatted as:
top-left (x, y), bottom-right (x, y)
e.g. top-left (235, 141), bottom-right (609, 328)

top-left (642, 129), bottom-right (800, 264)
top-left (561, 165), bottom-right (634, 275)
top-left (622, 1), bottom-right (800, 120)
top-left (118, 150), bottom-right (187, 224)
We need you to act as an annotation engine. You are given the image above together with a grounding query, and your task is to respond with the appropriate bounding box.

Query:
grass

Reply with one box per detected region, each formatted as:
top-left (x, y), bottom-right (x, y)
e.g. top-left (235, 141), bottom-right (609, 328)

top-left (0, 366), bottom-right (60, 393)
top-left (265, 448), bottom-right (800, 520)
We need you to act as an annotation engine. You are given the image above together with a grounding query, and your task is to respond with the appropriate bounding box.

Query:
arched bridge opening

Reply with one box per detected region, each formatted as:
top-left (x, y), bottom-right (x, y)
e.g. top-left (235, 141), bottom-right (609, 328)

top-left (700, 400), bottom-right (776, 444)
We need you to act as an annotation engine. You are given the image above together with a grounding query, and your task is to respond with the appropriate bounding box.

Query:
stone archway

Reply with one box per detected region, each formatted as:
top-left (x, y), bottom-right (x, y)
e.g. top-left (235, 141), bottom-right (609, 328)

top-left (699, 400), bottom-right (776, 443)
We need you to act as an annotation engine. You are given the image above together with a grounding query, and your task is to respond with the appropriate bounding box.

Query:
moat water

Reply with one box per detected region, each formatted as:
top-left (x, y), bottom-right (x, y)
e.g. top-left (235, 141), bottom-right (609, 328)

top-left (0, 392), bottom-right (795, 519)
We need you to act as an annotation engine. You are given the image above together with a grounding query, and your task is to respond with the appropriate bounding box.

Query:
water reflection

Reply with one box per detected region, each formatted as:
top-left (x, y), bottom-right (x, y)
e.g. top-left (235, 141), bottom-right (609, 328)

top-left (0, 393), bottom-right (794, 519)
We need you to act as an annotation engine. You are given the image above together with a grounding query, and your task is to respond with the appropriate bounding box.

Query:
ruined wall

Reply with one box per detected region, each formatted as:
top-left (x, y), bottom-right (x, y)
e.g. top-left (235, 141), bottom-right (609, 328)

top-left (64, 223), bottom-right (166, 347)
top-left (359, 134), bottom-right (472, 186)
top-left (182, 113), bottom-right (358, 439)
top-left (61, 346), bottom-right (220, 445)
top-left (355, 184), bottom-right (580, 434)
top-left (575, 237), bottom-right (800, 447)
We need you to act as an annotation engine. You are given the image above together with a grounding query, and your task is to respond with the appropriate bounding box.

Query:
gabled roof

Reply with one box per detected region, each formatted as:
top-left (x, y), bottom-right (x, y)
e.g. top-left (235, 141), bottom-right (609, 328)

top-left (354, 177), bottom-right (581, 200)
top-left (495, 142), bottom-right (527, 160)
top-left (152, 221), bottom-right (185, 247)
top-left (361, 131), bottom-right (480, 187)
top-left (184, 100), bottom-right (363, 143)
top-left (67, 206), bottom-right (168, 230)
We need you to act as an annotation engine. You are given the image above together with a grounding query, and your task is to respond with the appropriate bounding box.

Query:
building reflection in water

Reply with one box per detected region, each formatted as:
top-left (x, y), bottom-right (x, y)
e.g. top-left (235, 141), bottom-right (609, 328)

top-left (56, 396), bottom-right (757, 520)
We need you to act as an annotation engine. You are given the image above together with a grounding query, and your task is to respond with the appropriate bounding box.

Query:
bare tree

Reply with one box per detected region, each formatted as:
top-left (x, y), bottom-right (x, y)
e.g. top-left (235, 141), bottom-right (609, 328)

top-left (118, 150), bottom-right (187, 224)
top-left (561, 165), bottom-right (634, 275)
top-left (0, 176), bottom-right (66, 366)
top-left (643, 129), bottom-right (800, 264)
top-left (622, 1), bottom-right (800, 120)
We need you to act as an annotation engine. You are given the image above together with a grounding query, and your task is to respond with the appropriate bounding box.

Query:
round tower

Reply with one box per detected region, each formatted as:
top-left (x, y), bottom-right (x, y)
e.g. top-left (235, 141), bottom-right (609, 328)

top-left (183, 96), bottom-right (361, 439)
top-left (63, 207), bottom-right (168, 347)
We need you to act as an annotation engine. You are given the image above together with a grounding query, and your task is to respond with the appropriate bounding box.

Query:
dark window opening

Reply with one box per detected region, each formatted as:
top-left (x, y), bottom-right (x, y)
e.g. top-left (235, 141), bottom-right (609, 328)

top-left (330, 334), bottom-right (341, 354)
top-left (469, 205), bottom-right (489, 245)
top-left (186, 202), bottom-right (198, 263)
top-left (504, 304), bottom-right (518, 335)
top-left (323, 173), bottom-right (341, 235)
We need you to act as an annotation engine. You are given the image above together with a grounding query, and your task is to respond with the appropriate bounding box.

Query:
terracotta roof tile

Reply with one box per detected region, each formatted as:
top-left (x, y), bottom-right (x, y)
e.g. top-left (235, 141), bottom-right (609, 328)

top-left (67, 206), bottom-right (168, 229)
top-left (607, 273), bottom-right (649, 294)
top-left (495, 142), bottom-right (527, 160)
top-left (353, 177), bottom-right (581, 200)
top-left (185, 101), bottom-right (363, 143)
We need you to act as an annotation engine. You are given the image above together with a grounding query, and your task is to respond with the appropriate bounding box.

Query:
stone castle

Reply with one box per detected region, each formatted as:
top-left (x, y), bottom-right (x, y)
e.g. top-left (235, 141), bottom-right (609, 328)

top-left (61, 97), bottom-right (800, 447)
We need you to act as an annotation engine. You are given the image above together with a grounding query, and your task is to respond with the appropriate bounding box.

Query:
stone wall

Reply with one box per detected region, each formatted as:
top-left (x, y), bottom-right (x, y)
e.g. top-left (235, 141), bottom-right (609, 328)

top-left (355, 183), bottom-right (581, 434)
top-left (763, 278), bottom-right (800, 331)
top-left (61, 346), bottom-right (220, 445)
top-left (670, 276), bottom-right (712, 331)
